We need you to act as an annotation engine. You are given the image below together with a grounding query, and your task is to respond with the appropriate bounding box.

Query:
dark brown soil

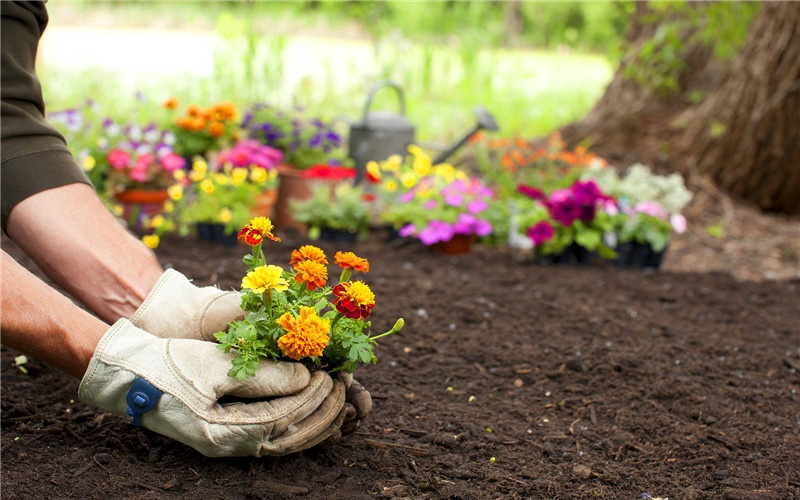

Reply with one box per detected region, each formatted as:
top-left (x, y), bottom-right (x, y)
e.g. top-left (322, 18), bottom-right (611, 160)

top-left (2, 211), bottom-right (800, 499)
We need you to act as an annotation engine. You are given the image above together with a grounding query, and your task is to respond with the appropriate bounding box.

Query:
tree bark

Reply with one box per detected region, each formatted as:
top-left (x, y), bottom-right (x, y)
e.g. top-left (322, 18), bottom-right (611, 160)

top-left (562, 1), bottom-right (800, 215)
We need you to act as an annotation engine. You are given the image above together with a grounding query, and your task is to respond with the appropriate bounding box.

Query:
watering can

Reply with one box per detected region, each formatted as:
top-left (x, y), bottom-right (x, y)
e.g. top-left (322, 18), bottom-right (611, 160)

top-left (348, 81), bottom-right (415, 182)
top-left (348, 81), bottom-right (499, 181)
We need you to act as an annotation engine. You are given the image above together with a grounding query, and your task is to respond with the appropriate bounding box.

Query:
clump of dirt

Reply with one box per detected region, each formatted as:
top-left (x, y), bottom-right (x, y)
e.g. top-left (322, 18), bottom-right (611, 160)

top-left (2, 201), bottom-right (799, 499)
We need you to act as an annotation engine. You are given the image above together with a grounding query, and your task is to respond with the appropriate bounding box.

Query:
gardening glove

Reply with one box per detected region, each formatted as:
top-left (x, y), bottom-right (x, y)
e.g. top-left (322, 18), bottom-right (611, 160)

top-left (338, 372), bottom-right (373, 435)
top-left (131, 268), bottom-right (242, 341)
top-left (79, 319), bottom-right (348, 457)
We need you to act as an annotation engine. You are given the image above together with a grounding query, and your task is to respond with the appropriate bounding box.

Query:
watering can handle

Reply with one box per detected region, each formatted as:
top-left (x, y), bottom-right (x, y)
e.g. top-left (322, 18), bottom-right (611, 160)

top-left (362, 81), bottom-right (406, 119)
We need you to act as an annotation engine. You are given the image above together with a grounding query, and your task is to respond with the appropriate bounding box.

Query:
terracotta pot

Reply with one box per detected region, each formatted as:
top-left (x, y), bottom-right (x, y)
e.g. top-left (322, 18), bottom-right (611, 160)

top-left (273, 164), bottom-right (313, 234)
top-left (113, 188), bottom-right (169, 235)
top-left (433, 234), bottom-right (475, 255)
top-left (250, 187), bottom-right (279, 219)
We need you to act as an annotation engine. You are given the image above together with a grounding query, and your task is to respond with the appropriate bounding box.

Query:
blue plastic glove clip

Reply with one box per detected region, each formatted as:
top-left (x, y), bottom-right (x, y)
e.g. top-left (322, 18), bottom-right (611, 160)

top-left (125, 376), bottom-right (163, 429)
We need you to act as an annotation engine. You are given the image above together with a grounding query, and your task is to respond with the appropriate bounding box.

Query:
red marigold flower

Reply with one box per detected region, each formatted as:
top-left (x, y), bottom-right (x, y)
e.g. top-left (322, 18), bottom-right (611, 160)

top-left (293, 259), bottom-right (328, 291)
top-left (334, 251), bottom-right (369, 273)
top-left (237, 216), bottom-right (280, 246)
top-left (289, 245), bottom-right (327, 266)
top-left (332, 281), bottom-right (375, 320)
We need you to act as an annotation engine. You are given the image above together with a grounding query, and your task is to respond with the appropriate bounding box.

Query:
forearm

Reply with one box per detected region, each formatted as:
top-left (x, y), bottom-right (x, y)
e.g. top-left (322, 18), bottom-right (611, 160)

top-left (5, 184), bottom-right (164, 323)
top-left (2, 251), bottom-right (108, 378)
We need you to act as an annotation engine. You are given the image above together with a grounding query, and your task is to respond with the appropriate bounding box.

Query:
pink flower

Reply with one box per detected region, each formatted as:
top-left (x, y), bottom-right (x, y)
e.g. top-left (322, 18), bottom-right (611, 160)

top-left (635, 201), bottom-right (668, 220)
top-left (670, 213), bottom-right (687, 234)
top-left (159, 152), bottom-right (186, 172)
top-left (107, 149), bottom-right (130, 170)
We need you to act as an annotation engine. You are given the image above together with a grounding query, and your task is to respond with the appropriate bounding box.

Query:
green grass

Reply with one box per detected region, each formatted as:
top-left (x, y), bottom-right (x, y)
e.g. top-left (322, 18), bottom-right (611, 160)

top-left (39, 4), bottom-right (614, 144)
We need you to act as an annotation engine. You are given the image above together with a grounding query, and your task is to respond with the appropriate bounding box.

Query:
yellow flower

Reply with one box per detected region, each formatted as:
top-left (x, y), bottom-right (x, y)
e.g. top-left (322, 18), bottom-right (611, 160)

top-left (276, 306), bottom-right (331, 360)
top-left (163, 200), bottom-right (175, 213)
top-left (150, 214), bottom-right (165, 228)
top-left (238, 216), bottom-right (280, 245)
top-left (366, 161), bottom-right (381, 181)
top-left (231, 167), bottom-right (248, 184)
top-left (250, 167), bottom-right (267, 184)
top-left (112, 204), bottom-right (124, 217)
top-left (142, 234), bottom-right (159, 249)
top-left (189, 160), bottom-right (208, 182)
top-left (200, 179), bottom-right (215, 194)
top-left (385, 179), bottom-right (398, 192)
top-left (412, 153), bottom-right (432, 177)
top-left (82, 155), bottom-right (96, 171)
top-left (167, 184), bottom-right (183, 201)
top-left (241, 265), bottom-right (288, 293)
top-left (401, 172), bottom-right (417, 189)
top-left (173, 169), bottom-right (186, 182)
top-left (219, 208), bottom-right (232, 223)
top-left (214, 173), bottom-right (229, 185)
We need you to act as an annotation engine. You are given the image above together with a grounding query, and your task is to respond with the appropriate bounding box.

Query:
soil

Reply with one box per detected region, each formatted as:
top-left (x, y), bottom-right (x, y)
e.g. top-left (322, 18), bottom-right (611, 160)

top-left (2, 191), bottom-right (800, 499)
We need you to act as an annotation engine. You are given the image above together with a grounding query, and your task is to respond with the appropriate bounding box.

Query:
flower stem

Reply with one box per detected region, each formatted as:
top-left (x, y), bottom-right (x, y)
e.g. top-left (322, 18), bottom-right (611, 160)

top-left (370, 317), bottom-right (404, 340)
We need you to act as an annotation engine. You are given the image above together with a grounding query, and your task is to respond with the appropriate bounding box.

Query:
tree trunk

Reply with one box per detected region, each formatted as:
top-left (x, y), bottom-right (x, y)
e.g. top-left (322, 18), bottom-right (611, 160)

top-left (562, 1), bottom-right (800, 215)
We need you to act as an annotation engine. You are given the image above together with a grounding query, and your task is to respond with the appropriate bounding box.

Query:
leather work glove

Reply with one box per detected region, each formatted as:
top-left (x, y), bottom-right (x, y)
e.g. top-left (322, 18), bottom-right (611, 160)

top-left (131, 269), bottom-right (242, 342)
top-left (79, 319), bottom-right (348, 457)
top-left (338, 372), bottom-right (373, 435)
top-left (131, 269), bottom-right (374, 434)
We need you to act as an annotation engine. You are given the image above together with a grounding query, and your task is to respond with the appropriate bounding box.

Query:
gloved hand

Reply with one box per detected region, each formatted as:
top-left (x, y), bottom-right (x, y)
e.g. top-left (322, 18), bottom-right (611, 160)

top-left (131, 269), bottom-right (241, 341)
top-left (133, 269), bottom-right (375, 426)
top-left (79, 319), bottom-right (347, 457)
top-left (338, 372), bottom-right (373, 435)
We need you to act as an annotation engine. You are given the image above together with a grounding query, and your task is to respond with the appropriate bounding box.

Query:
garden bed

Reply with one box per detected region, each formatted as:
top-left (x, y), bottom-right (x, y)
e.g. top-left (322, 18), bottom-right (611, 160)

top-left (2, 229), bottom-right (799, 499)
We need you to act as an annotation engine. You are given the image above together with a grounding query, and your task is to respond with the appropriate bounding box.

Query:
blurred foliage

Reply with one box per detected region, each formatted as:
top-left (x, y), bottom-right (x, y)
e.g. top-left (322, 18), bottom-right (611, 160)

top-left (623, 1), bottom-right (761, 95)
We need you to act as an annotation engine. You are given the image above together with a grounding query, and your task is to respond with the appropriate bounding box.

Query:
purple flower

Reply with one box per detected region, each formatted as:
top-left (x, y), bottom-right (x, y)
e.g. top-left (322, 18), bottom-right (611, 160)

top-left (423, 199), bottom-right (438, 210)
top-left (398, 224), bottom-right (417, 237)
top-left (466, 199), bottom-right (488, 214)
top-left (418, 220), bottom-right (455, 245)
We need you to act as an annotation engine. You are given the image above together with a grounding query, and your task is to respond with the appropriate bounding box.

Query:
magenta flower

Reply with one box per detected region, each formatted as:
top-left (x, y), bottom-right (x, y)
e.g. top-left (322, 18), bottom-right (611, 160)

top-left (418, 220), bottom-right (455, 245)
top-left (517, 184), bottom-right (545, 200)
top-left (107, 149), bottom-right (131, 170)
top-left (159, 152), bottom-right (186, 172)
top-left (527, 221), bottom-right (555, 246)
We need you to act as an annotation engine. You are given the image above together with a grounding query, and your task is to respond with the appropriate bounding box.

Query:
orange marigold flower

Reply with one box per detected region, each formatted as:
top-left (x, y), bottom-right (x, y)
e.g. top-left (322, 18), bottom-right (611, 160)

top-left (332, 281), bottom-right (375, 320)
top-left (208, 121), bottom-right (225, 138)
top-left (334, 251), bottom-right (369, 273)
top-left (293, 259), bottom-right (328, 290)
top-left (163, 97), bottom-right (178, 110)
top-left (276, 306), bottom-right (330, 360)
top-left (238, 216), bottom-right (280, 246)
top-left (289, 245), bottom-right (327, 266)
top-left (186, 103), bottom-right (202, 118)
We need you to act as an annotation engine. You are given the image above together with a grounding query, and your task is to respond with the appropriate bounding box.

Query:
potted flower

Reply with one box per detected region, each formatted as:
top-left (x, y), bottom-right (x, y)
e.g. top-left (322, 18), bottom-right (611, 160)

top-left (375, 147), bottom-right (494, 254)
top-left (215, 217), bottom-right (404, 378)
top-left (289, 165), bottom-right (370, 242)
top-left (582, 163), bottom-right (693, 268)
top-left (214, 139), bottom-right (284, 219)
top-left (164, 98), bottom-right (240, 161)
top-left (241, 104), bottom-right (353, 232)
top-left (516, 179), bottom-right (619, 264)
top-left (171, 157), bottom-right (278, 246)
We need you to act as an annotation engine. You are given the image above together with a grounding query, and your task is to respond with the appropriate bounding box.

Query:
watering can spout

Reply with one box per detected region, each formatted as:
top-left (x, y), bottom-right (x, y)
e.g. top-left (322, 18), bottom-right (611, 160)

top-left (433, 106), bottom-right (499, 165)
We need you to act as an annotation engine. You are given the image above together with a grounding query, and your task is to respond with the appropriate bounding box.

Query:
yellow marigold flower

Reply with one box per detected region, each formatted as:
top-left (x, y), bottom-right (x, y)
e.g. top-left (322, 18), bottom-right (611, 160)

top-left (332, 281), bottom-right (375, 320)
top-left (401, 172), bottom-right (417, 189)
top-left (289, 245), bottom-right (328, 266)
top-left (167, 184), bottom-right (183, 201)
top-left (200, 179), bottom-right (215, 194)
top-left (241, 265), bottom-right (288, 293)
top-left (214, 173), bottom-right (229, 185)
top-left (150, 214), bottom-right (165, 228)
top-left (383, 154), bottom-right (403, 172)
top-left (276, 306), bottom-right (330, 360)
top-left (250, 167), bottom-right (267, 184)
top-left (232, 167), bottom-right (248, 184)
top-left (112, 204), bottom-right (124, 217)
top-left (366, 161), bottom-right (381, 181)
top-left (335, 251), bottom-right (369, 273)
top-left (172, 169), bottom-right (186, 182)
top-left (142, 234), bottom-right (160, 249)
top-left (82, 155), bottom-right (96, 171)
top-left (163, 200), bottom-right (175, 213)
top-left (413, 155), bottom-right (432, 177)
top-left (238, 216), bottom-right (280, 245)
top-left (407, 144), bottom-right (424, 157)
top-left (385, 179), bottom-right (398, 192)
top-left (219, 208), bottom-right (232, 223)
top-left (293, 259), bottom-right (328, 291)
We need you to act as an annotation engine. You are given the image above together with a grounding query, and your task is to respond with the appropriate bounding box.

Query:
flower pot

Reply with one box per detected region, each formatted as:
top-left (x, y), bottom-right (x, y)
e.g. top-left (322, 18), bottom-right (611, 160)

top-left (251, 187), bottom-right (279, 219)
top-left (196, 223), bottom-right (238, 247)
top-left (113, 188), bottom-right (169, 235)
top-left (617, 242), bottom-right (667, 269)
top-left (536, 243), bottom-right (594, 265)
top-left (318, 227), bottom-right (358, 243)
top-left (433, 234), bottom-right (475, 255)
top-left (273, 164), bottom-right (312, 235)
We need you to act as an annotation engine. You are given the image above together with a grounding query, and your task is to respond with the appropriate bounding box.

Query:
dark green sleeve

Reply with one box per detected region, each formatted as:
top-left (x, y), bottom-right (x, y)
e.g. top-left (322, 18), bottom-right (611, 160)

top-left (1, 1), bottom-right (92, 233)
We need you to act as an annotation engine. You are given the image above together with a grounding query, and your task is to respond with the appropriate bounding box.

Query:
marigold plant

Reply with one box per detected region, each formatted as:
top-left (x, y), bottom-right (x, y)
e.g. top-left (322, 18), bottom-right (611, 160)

top-left (215, 217), bottom-right (404, 379)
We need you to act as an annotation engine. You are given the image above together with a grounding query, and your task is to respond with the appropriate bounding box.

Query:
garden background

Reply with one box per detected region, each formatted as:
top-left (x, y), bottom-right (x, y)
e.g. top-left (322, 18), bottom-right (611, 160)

top-left (2, 1), bottom-right (799, 499)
